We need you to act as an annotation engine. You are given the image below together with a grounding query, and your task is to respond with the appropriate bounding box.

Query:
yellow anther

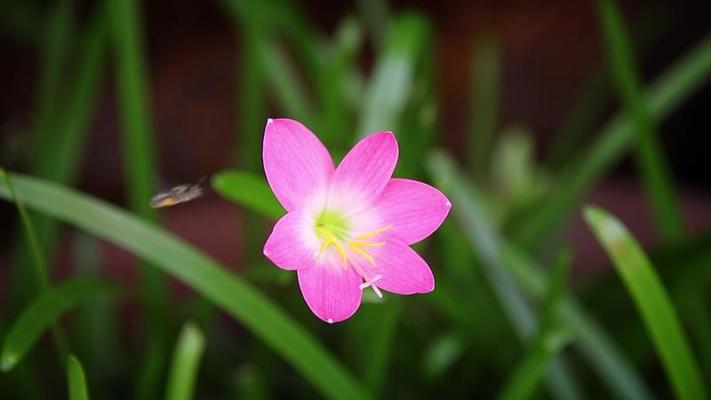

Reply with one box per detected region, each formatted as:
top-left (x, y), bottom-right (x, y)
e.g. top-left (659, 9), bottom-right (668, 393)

top-left (349, 241), bottom-right (385, 248)
top-left (355, 225), bottom-right (392, 240)
top-left (349, 243), bottom-right (377, 266)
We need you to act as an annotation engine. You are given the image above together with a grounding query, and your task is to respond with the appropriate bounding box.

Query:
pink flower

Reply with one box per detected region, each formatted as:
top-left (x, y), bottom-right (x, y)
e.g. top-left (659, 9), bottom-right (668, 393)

top-left (262, 118), bottom-right (451, 323)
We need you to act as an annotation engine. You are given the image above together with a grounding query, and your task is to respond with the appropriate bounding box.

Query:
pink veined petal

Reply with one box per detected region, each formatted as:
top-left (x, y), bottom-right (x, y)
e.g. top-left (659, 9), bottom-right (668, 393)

top-left (373, 178), bottom-right (451, 244)
top-left (350, 234), bottom-right (435, 295)
top-left (263, 118), bottom-right (334, 211)
top-left (297, 264), bottom-right (363, 323)
top-left (263, 212), bottom-right (319, 270)
top-left (330, 132), bottom-right (398, 210)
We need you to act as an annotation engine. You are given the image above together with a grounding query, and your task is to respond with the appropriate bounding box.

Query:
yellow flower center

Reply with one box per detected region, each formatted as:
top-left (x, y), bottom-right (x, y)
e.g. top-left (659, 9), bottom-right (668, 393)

top-left (314, 210), bottom-right (390, 268)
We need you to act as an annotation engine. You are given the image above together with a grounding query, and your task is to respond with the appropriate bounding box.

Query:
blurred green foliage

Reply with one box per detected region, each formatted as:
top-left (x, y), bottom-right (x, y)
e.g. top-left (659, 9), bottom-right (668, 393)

top-left (1, 0), bottom-right (710, 399)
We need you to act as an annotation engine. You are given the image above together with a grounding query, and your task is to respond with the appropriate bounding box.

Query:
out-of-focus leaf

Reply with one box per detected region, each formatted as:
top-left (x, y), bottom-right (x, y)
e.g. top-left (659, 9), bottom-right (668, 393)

top-left (429, 151), bottom-right (653, 400)
top-left (165, 323), bottom-right (205, 400)
top-left (599, 0), bottom-right (684, 242)
top-left (1, 278), bottom-right (114, 372)
top-left (468, 37), bottom-right (500, 179)
top-left (423, 334), bottom-right (466, 381)
top-left (428, 152), bottom-right (582, 400)
top-left (585, 206), bottom-right (707, 400)
top-left (0, 173), bottom-right (369, 400)
top-left (211, 170), bottom-right (284, 219)
top-left (67, 355), bottom-right (90, 400)
top-left (511, 36), bottom-right (711, 246)
top-left (357, 13), bottom-right (430, 137)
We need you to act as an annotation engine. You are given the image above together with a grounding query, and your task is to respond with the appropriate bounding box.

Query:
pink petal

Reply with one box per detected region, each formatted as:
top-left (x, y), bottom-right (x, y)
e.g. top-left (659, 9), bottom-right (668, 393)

top-left (263, 118), bottom-right (334, 211)
top-left (373, 178), bottom-right (451, 244)
top-left (351, 234), bottom-right (435, 295)
top-left (330, 132), bottom-right (398, 210)
top-left (263, 212), bottom-right (319, 270)
top-left (297, 264), bottom-right (363, 323)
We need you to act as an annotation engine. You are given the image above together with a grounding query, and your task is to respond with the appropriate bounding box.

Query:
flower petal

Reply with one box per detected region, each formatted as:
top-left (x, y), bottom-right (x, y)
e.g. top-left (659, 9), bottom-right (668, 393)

top-left (263, 212), bottom-right (319, 270)
top-left (263, 118), bottom-right (334, 211)
top-left (329, 132), bottom-right (398, 210)
top-left (350, 234), bottom-right (435, 295)
top-left (373, 178), bottom-right (451, 244)
top-left (297, 264), bottom-right (363, 323)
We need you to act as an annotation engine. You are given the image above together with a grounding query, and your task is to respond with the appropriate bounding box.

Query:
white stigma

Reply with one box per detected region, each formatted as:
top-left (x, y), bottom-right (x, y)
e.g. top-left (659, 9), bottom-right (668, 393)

top-left (359, 275), bottom-right (383, 298)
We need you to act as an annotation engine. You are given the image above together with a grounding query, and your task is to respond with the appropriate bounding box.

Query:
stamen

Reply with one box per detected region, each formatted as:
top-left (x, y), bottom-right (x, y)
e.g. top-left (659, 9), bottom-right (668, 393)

top-left (355, 225), bottom-right (392, 240)
top-left (349, 244), bottom-right (376, 266)
top-left (359, 275), bottom-right (383, 298)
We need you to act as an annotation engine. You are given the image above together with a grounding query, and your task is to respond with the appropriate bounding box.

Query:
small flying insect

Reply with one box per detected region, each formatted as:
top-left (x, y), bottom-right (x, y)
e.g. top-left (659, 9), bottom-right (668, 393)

top-left (150, 178), bottom-right (206, 208)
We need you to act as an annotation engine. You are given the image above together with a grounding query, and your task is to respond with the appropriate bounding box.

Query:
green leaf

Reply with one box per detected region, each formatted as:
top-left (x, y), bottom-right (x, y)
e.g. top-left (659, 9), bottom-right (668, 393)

top-left (1, 278), bottom-right (113, 372)
top-left (429, 151), bottom-right (653, 400)
top-left (67, 355), bottom-right (90, 400)
top-left (357, 13), bottom-right (430, 137)
top-left (165, 322), bottom-right (205, 400)
top-left (584, 206), bottom-right (707, 400)
top-left (498, 251), bottom-right (573, 400)
top-left (598, 0), bottom-right (684, 242)
top-left (427, 152), bottom-right (582, 400)
top-left (468, 37), bottom-right (500, 179)
top-left (0, 173), bottom-right (368, 400)
top-left (511, 35), bottom-right (711, 246)
top-left (211, 170), bottom-right (284, 219)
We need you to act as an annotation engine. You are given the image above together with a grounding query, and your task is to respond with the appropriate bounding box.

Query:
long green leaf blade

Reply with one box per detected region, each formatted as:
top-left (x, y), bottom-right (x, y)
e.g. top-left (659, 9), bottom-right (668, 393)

top-left (468, 37), bottom-right (500, 179)
top-left (211, 170), bottom-right (283, 219)
top-left (511, 36), bottom-right (711, 245)
top-left (0, 173), bottom-right (368, 400)
top-left (428, 152), bottom-right (581, 400)
top-left (430, 151), bottom-right (653, 400)
top-left (67, 355), bottom-right (90, 400)
top-left (165, 323), bottom-right (205, 400)
top-left (584, 206), bottom-right (707, 400)
top-left (1, 278), bottom-right (112, 372)
top-left (598, 0), bottom-right (684, 242)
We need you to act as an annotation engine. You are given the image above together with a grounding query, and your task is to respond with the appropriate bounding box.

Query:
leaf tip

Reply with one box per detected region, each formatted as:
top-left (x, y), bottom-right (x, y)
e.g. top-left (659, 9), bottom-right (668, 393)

top-left (1, 353), bottom-right (17, 372)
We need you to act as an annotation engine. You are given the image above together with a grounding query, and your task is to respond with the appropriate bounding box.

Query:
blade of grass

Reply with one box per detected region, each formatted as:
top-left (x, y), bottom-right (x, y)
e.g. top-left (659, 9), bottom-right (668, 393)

top-left (468, 37), bottom-right (500, 180)
top-left (357, 13), bottom-right (429, 137)
top-left (598, 0), bottom-right (684, 242)
top-left (67, 355), bottom-right (90, 400)
top-left (429, 151), bottom-right (653, 400)
top-left (428, 152), bottom-right (582, 400)
top-left (0, 170), bottom-right (69, 367)
top-left (511, 35), bottom-right (711, 246)
top-left (108, 1), bottom-right (166, 397)
top-left (584, 206), bottom-right (707, 400)
top-left (1, 278), bottom-right (114, 372)
top-left (0, 172), bottom-right (369, 400)
top-left (165, 323), bottom-right (205, 400)
top-left (211, 170), bottom-right (284, 219)
top-left (9, 1), bottom-right (107, 308)
top-left (498, 251), bottom-right (574, 400)
top-left (357, 0), bottom-right (389, 49)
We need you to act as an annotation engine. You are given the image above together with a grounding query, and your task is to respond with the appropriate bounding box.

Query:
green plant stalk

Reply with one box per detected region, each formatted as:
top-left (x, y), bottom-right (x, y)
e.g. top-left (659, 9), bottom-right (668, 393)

top-left (498, 251), bottom-right (572, 400)
top-left (512, 35), bottom-right (711, 246)
top-left (0, 173), bottom-right (369, 400)
top-left (430, 151), bottom-right (653, 400)
top-left (108, 0), bottom-right (166, 398)
top-left (428, 152), bottom-right (582, 400)
top-left (67, 355), bottom-right (90, 400)
top-left (9, 0), bottom-right (107, 309)
top-left (468, 37), bottom-right (500, 180)
top-left (585, 206), bottom-right (707, 400)
top-left (0, 170), bottom-right (69, 368)
top-left (165, 323), bottom-right (205, 400)
top-left (598, 0), bottom-right (684, 242)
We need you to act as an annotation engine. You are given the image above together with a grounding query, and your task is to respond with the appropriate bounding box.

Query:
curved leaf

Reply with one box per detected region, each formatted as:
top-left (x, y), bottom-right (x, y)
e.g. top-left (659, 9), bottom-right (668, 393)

top-left (165, 322), bottom-right (205, 400)
top-left (0, 172), bottom-right (368, 400)
top-left (585, 206), bottom-right (707, 400)
top-left (67, 355), bottom-right (90, 400)
top-left (1, 278), bottom-right (113, 372)
top-left (211, 170), bottom-right (283, 219)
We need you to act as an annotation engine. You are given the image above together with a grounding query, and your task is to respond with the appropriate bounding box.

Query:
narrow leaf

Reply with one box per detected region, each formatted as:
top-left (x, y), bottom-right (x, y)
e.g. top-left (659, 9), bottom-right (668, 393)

top-left (67, 355), bottom-right (90, 400)
top-left (584, 206), bottom-right (707, 400)
top-left (165, 323), bottom-right (205, 400)
top-left (598, 0), bottom-right (684, 242)
top-left (0, 173), bottom-right (368, 400)
top-left (211, 170), bottom-right (284, 219)
top-left (468, 37), bottom-right (500, 179)
top-left (1, 278), bottom-right (113, 372)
